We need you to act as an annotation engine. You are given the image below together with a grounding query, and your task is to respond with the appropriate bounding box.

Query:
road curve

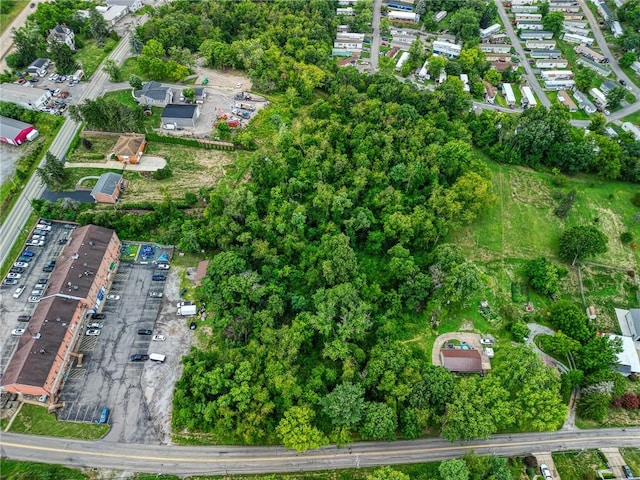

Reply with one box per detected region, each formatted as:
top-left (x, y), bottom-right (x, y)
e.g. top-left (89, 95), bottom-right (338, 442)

top-left (1, 429), bottom-right (639, 475)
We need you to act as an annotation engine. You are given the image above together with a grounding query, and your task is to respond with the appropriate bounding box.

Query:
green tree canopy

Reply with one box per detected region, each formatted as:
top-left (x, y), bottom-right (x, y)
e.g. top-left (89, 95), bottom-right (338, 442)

top-left (558, 225), bottom-right (608, 265)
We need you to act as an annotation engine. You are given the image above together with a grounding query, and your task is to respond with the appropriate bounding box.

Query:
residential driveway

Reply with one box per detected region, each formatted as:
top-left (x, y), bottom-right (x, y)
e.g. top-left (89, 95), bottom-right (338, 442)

top-left (534, 453), bottom-right (560, 480)
top-left (431, 332), bottom-right (482, 366)
top-left (41, 189), bottom-right (93, 203)
top-left (63, 156), bottom-right (166, 172)
top-left (526, 323), bottom-right (569, 373)
top-left (600, 447), bottom-right (626, 479)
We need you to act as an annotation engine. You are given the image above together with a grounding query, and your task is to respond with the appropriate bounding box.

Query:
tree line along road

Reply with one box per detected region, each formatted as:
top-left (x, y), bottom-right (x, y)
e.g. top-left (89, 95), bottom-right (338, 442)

top-left (1, 429), bottom-right (639, 475)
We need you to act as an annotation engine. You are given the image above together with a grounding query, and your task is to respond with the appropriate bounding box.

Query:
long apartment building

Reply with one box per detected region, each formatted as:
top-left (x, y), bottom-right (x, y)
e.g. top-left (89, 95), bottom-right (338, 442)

top-left (541, 70), bottom-right (574, 81)
top-left (480, 43), bottom-right (512, 54)
top-left (530, 49), bottom-right (562, 59)
top-left (520, 31), bottom-right (554, 40)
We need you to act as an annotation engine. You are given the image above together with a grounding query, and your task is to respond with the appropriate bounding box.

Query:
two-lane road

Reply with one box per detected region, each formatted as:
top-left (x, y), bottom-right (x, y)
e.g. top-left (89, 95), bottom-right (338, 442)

top-left (1, 429), bottom-right (639, 475)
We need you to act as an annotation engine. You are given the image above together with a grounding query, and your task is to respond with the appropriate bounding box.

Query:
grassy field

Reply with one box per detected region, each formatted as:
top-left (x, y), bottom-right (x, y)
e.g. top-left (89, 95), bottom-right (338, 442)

top-left (9, 404), bottom-right (109, 439)
top-left (120, 57), bottom-right (148, 82)
top-left (59, 166), bottom-right (123, 191)
top-left (0, 0), bottom-right (29, 34)
top-left (67, 135), bottom-right (118, 163)
top-left (553, 450), bottom-right (608, 480)
top-left (622, 110), bottom-right (640, 125)
top-left (0, 459), bottom-right (89, 480)
top-left (621, 448), bottom-right (640, 475)
top-left (75, 37), bottom-right (118, 78)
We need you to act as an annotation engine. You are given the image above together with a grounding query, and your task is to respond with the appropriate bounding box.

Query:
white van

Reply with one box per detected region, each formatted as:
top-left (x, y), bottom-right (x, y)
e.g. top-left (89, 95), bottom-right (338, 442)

top-left (149, 353), bottom-right (166, 363)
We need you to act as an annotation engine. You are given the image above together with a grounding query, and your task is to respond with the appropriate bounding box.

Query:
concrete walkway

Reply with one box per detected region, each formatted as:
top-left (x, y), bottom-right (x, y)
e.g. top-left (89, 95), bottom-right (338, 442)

top-left (600, 447), bottom-right (627, 479)
top-left (75, 175), bottom-right (100, 189)
top-left (526, 323), bottom-right (570, 374)
top-left (64, 155), bottom-right (166, 172)
top-left (533, 452), bottom-right (561, 480)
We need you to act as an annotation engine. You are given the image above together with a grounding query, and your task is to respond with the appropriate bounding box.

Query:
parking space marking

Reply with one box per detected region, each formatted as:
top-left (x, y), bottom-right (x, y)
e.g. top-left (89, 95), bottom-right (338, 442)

top-left (78, 337), bottom-right (98, 351)
top-left (66, 368), bottom-right (87, 381)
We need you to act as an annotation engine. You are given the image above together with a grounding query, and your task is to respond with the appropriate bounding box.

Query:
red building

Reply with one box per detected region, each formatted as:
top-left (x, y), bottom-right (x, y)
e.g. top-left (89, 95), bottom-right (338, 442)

top-left (0, 115), bottom-right (38, 146)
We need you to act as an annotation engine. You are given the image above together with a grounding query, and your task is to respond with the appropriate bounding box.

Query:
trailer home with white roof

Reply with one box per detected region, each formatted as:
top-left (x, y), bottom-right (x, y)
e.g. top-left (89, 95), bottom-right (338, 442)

top-left (502, 83), bottom-right (516, 106)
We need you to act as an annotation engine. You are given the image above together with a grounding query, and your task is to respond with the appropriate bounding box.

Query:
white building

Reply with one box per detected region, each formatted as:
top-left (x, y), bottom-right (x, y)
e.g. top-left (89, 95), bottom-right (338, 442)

top-left (526, 40), bottom-right (556, 50)
top-left (334, 41), bottom-right (363, 50)
top-left (521, 86), bottom-right (537, 107)
top-left (0, 84), bottom-right (52, 111)
top-left (563, 33), bottom-right (594, 46)
top-left (395, 51), bottom-right (410, 71)
top-left (535, 59), bottom-right (569, 68)
top-left (541, 70), bottom-right (574, 81)
top-left (609, 335), bottom-right (640, 377)
top-left (632, 61), bottom-right (640, 75)
top-left (98, 5), bottom-right (128, 26)
top-left (515, 13), bottom-right (543, 21)
top-left (480, 23), bottom-right (501, 39)
top-left (563, 25), bottom-right (591, 36)
top-left (577, 57), bottom-right (612, 76)
top-left (544, 79), bottom-right (576, 90)
top-left (530, 49), bottom-right (562, 59)
top-left (575, 45), bottom-right (606, 63)
top-left (336, 7), bottom-right (354, 15)
top-left (511, 0), bottom-right (536, 5)
top-left (107, 0), bottom-right (142, 12)
top-left (621, 123), bottom-right (640, 141)
top-left (549, 5), bottom-right (581, 12)
top-left (563, 20), bottom-right (588, 29)
top-left (511, 5), bottom-right (539, 12)
top-left (589, 87), bottom-right (607, 106)
top-left (480, 43), bottom-right (512, 54)
top-left (611, 21), bottom-right (623, 38)
top-left (388, 11), bottom-right (420, 22)
top-left (573, 90), bottom-right (596, 113)
top-left (520, 31), bottom-right (554, 40)
top-left (502, 83), bottom-right (516, 106)
top-left (432, 40), bottom-right (461, 58)
top-left (418, 59), bottom-right (429, 80)
top-left (517, 21), bottom-right (545, 30)
top-left (336, 32), bottom-right (365, 41)
top-left (435, 11), bottom-right (447, 22)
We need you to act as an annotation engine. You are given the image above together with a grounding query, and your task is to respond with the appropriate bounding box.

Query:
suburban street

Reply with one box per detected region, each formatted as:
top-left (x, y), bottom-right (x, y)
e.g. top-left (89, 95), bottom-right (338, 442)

top-left (0, 31), bottom-right (131, 269)
top-left (0, 0), bottom-right (48, 72)
top-left (493, 0), bottom-right (551, 108)
top-left (1, 429), bottom-right (638, 475)
top-left (369, 0), bottom-right (382, 72)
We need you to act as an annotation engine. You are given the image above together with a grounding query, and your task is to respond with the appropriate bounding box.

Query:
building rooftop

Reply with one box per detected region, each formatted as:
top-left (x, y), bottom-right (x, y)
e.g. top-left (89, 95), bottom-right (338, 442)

top-left (161, 104), bottom-right (198, 119)
top-left (135, 81), bottom-right (171, 101)
top-left (113, 134), bottom-right (145, 157)
top-left (91, 172), bottom-right (123, 197)
top-left (0, 116), bottom-right (33, 138)
top-left (441, 349), bottom-right (484, 372)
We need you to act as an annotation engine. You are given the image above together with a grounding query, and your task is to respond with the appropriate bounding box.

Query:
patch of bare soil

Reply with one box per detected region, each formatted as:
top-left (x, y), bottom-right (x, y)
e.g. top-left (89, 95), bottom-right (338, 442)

top-left (510, 169), bottom-right (554, 208)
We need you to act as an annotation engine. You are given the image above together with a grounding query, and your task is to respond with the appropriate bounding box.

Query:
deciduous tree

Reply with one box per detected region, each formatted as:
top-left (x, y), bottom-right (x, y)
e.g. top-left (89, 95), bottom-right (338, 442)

top-left (276, 405), bottom-right (328, 452)
top-left (558, 225), bottom-right (608, 265)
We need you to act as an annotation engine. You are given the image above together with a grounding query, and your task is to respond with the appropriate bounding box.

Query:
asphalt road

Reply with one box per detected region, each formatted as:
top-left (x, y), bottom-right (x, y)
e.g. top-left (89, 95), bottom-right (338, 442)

top-left (0, 0), bottom-right (48, 72)
top-left (369, 0), bottom-right (382, 72)
top-left (1, 429), bottom-right (638, 475)
top-left (0, 31), bottom-right (131, 270)
top-left (493, 0), bottom-right (551, 108)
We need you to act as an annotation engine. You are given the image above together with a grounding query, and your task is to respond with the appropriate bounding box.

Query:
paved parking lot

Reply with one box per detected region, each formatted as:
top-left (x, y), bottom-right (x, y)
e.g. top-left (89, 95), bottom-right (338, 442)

top-left (1, 221), bottom-right (74, 377)
top-left (57, 262), bottom-right (168, 443)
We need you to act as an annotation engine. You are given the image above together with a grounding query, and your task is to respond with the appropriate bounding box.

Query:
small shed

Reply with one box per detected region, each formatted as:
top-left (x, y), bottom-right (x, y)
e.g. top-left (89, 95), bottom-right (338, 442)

top-left (113, 134), bottom-right (146, 164)
top-left (91, 172), bottom-right (124, 204)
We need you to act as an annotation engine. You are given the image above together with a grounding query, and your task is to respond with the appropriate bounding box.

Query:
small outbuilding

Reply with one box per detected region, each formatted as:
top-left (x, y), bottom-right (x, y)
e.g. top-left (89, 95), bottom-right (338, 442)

top-left (91, 172), bottom-right (124, 204)
top-left (112, 134), bottom-right (146, 164)
top-left (161, 104), bottom-right (200, 128)
top-left (0, 116), bottom-right (38, 146)
top-left (27, 58), bottom-right (50, 77)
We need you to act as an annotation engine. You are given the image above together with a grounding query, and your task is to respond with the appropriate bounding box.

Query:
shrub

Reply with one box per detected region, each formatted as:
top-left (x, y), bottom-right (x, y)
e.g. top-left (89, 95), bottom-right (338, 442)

top-left (620, 231), bottom-right (633, 244)
top-left (632, 192), bottom-right (640, 207)
top-left (554, 189), bottom-right (577, 219)
top-left (153, 165), bottom-right (173, 180)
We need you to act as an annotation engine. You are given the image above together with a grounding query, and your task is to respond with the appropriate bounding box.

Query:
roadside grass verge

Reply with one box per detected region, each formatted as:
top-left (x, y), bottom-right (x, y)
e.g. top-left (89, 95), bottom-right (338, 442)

top-left (553, 450), bottom-right (607, 480)
top-left (75, 37), bottom-right (118, 79)
top-left (621, 448), bottom-right (640, 475)
top-left (0, 0), bottom-right (29, 34)
top-left (9, 403), bottom-right (109, 439)
top-left (622, 110), bottom-right (640, 125)
top-left (0, 459), bottom-right (88, 480)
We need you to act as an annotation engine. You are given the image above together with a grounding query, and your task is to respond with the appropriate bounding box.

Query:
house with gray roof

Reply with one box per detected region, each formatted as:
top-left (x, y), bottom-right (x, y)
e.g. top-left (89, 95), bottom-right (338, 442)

top-left (107, 0), bottom-right (143, 12)
top-left (91, 172), bottom-right (124, 204)
top-left (134, 82), bottom-right (173, 106)
top-left (616, 308), bottom-right (640, 340)
top-left (161, 104), bottom-right (200, 128)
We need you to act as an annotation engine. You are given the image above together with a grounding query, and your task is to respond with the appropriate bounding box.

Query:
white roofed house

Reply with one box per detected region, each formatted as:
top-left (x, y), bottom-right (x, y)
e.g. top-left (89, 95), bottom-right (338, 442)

top-left (47, 24), bottom-right (75, 51)
top-left (632, 61), bottom-right (640, 75)
top-left (107, 0), bottom-right (142, 12)
top-left (608, 335), bottom-right (640, 377)
top-left (502, 83), bottom-right (516, 107)
top-left (432, 40), bottom-right (461, 58)
top-left (621, 123), bottom-right (640, 141)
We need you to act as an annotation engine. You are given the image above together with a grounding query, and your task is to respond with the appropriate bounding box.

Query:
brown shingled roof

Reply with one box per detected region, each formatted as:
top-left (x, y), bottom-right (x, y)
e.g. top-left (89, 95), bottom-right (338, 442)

top-left (113, 134), bottom-right (145, 157)
top-left (441, 349), bottom-right (483, 373)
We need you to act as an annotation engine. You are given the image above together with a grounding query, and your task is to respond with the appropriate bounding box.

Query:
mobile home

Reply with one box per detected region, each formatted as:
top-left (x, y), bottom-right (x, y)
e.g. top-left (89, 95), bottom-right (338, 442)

top-left (535, 59), bottom-right (569, 68)
top-left (480, 23), bottom-right (501, 39)
top-left (540, 70), bottom-right (574, 81)
top-left (575, 45), bottom-right (606, 63)
top-left (502, 83), bottom-right (516, 106)
top-left (520, 86), bottom-right (537, 107)
top-left (563, 33), bottom-right (593, 46)
top-left (589, 87), bottom-right (607, 106)
top-left (525, 40), bottom-right (556, 50)
top-left (544, 79), bottom-right (576, 90)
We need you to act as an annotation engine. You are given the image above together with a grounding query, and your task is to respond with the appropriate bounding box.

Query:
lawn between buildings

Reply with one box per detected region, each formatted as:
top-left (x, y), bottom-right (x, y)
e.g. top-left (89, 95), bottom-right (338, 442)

top-left (8, 403), bottom-right (109, 440)
top-left (553, 449), bottom-right (610, 480)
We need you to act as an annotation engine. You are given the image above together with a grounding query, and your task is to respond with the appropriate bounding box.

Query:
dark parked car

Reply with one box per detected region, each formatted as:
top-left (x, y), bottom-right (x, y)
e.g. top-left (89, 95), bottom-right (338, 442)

top-left (130, 354), bottom-right (149, 362)
top-left (622, 465), bottom-right (633, 478)
top-left (42, 266), bottom-right (54, 273)
top-left (57, 239), bottom-right (67, 245)
top-left (3, 279), bottom-right (19, 285)
top-left (37, 278), bottom-right (49, 284)
top-left (137, 329), bottom-right (152, 335)
top-left (17, 315), bottom-right (31, 322)
top-left (10, 267), bottom-right (25, 274)
top-left (189, 321), bottom-right (197, 330)
top-left (18, 256), bottom-right (33, 262)
top-left (151, 274), bottom-right (166, 281)
top-left (91, 313), bottom-right (106, 320)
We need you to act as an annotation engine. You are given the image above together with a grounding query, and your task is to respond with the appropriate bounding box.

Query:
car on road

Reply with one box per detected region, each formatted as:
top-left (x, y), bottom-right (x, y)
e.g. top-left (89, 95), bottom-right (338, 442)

top-left (620, 79), bottom-right (627, 86)
top-left (107, 294), bottom-right (120, 300)
top-left (540, 464), bottom-right (552, 480)
top-left (87, 322), bottom-right (104, 329)
top-left (13, 287), bottom-right (27, 302)
top-left (91, 313), bottom-right (106, 320)
top-left (17, 315), bottom-right (31, 322)
top-left (137, 329), bottom-right (153, 335)
top-left (4, 279), bottom-right (19, 286)
top-left (18, 256), bottom-right (33, 262)
top-left (7, 273), bottom-right (21, 279)
top-left (130, 354), bottom-right (149, 362)
top-left (623, 465), bottom-right (633, 478)
top-left (97, 407), bottom-right (110, 424)
top-left (11, 329), bottom-right (25, 336)
top-left (149, 291), bottom-right (163, 297)
top-left (152, 334), bottom-right (166, 341)
top-left (14, 262), bottom-right (29, 268)
top-left (152, 274), bottom-right (166, 281)
top-left (27, 296), bottom-right (41, 303)
top-left (86, 329), bottom-right (101, 336)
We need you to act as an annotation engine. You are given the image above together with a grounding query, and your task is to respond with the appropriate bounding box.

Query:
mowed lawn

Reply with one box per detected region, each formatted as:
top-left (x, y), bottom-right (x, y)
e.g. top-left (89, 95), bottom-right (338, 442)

top-left (9, 404), bottom-right (109, 440)
top-left (450, 160), bottom-right (640, 269)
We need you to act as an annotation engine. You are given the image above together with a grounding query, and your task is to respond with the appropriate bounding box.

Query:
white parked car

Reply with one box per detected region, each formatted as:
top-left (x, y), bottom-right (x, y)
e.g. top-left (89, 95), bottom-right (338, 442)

top-left (152, 334), bottom-right (166, 342)
top-left (107, 294), bottom-right (120, 300)
top-left (36, 224), bottom-right (52, 231)
top-left (14, 262), bottom-right (29, 268)
top-left (11, 329), bottom-right (25, 336)
top-left (86, 329), bottom-right (101, 336)
top-left (13, 285), bottom-right (26, 298)
top-left (27, 296), bottom-right (41, 303)
top-left (157, 263), bottom-right (170, 270)
top-left (540, 464), bottom-right (552, 480)
top-left (480, 338), bottom-right (495, 345)
top-left (7, 273), bottom-right (21, 279)
top-left (31, 289), bottom-right (43, 297)
top-left (87, 322), bottom-right (103, 329)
